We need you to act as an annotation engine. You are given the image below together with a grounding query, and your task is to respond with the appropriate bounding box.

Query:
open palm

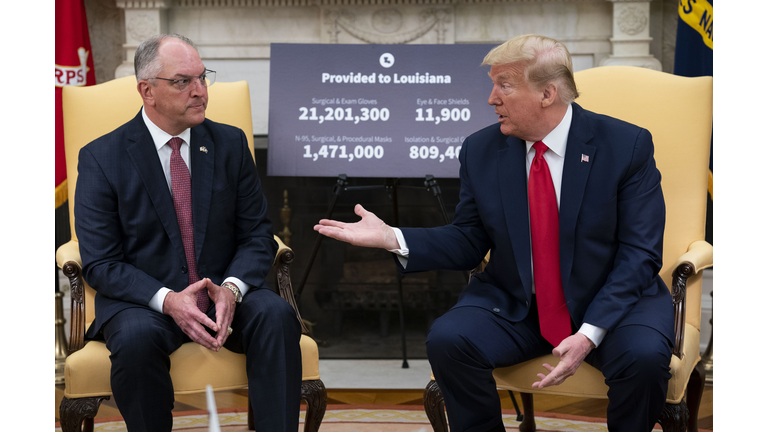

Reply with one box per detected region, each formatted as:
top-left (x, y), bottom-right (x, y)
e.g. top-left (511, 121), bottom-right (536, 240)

top-left (314, 204), bottom-right (399, 250)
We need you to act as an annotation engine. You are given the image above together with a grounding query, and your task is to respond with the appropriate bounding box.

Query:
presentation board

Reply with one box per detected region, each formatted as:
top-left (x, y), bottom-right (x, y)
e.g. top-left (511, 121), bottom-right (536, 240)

top-left (267, 43), bottom-right (498, 178)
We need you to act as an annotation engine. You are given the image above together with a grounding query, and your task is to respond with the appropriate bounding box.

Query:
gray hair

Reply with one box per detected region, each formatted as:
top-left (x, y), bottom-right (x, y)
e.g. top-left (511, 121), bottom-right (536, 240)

top-left (482, 34), bottom-right (579, 104)
top-left (134, 34), bottom-right (198, 82)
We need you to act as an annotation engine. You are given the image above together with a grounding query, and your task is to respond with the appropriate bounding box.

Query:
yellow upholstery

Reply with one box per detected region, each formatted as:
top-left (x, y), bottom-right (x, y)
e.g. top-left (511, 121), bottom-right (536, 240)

top-left (491, 67), bottom-right (713, 404)
top-left (57, 75), bottom-right (325, 429)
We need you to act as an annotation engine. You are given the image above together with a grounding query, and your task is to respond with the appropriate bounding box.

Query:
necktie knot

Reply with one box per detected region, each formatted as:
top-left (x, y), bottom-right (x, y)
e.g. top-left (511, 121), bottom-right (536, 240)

top-left (168, 137), bottom-right (183, 153)
top-left (533, 141), bottom-right (548, 159)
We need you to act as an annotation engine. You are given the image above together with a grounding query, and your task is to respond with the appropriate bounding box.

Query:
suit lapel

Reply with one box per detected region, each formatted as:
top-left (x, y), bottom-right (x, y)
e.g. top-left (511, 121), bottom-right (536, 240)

top-left (190, 124), bottom-right (214, 262)
top-left (559, 103), bottom-right (596, 291)
top-left (125, 112), bottom-right (186, 262)
top-left (498, 135), bottom-right (533, 295)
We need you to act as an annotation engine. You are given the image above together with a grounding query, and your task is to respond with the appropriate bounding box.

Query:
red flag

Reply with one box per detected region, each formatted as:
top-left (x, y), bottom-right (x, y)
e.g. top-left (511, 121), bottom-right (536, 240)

top-left (55, 0), bottom-right (96, 208)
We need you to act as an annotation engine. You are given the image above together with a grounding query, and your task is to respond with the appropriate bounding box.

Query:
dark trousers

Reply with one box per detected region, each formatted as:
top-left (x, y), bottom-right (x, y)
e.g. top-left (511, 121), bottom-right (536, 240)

top-left (426, 300), bottom-right (672, 432)
top-left (102, 288), bottom-right (303, 432)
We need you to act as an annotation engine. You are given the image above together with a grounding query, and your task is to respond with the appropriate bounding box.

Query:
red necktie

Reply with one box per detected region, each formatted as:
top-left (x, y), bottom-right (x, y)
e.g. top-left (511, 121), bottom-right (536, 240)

top-left (168, 137), bottom-right (209, 313)
top-left (529, 141), bottom-right (571, 346)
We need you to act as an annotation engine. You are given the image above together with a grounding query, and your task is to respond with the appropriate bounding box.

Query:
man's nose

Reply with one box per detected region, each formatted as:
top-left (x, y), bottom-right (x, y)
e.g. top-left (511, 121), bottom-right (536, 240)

top-left (189, 78), bottom-right (206, 95)
top-left (488, 89), bottom-right (500, 106)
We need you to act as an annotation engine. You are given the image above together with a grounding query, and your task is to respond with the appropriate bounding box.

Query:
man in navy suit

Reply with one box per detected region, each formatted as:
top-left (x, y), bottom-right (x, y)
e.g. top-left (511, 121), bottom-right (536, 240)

top-left (315, 34), bottom-right (673, 432)
top-left (75, 34), bottom-right (302, 432)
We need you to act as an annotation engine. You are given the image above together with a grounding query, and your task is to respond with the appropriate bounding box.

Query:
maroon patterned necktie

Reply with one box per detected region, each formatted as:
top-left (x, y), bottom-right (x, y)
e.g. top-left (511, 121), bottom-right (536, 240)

top-left (529, 141), bottom-right (571, 346)
top-left (168, 137), bottom-right (209, 313)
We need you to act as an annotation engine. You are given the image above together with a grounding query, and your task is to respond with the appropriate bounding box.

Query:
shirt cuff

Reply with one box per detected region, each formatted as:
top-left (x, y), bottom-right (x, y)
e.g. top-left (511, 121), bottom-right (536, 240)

top-left (388, 227), bottom-right (409, 268)
top-left (150, 277), bottom-right (252, 313)
top-left (223, 276), bottom-right (250, 296)
top-left (578, 323), bottom-right (607, 348)
top-left (149, 287), bottom-right (173, 313)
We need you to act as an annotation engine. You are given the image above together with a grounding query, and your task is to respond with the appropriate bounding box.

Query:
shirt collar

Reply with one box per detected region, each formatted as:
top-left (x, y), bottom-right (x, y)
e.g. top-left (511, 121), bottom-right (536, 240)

top-left (525, 103), bottom-right (573, 158)
top-left (141, 106), bottom-right (191, 151)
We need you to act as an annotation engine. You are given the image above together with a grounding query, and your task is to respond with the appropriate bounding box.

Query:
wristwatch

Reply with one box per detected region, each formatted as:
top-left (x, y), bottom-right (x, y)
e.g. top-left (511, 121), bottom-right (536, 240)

top-left (222, 282), bottom-right (242, 304)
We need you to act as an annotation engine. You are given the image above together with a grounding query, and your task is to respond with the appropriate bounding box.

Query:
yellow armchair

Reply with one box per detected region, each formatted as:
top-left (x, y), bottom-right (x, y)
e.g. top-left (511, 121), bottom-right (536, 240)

top-left (57, 76), bottom-right (327, 431)
top-left (423, 66), bottom-right (713, 432)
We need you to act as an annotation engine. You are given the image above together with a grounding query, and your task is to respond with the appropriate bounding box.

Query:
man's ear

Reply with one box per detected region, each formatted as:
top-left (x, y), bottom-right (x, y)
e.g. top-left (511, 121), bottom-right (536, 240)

top-left (541, 83), bottom-right (558, 108)
top-left (137, 80), bottom-right (155, 107)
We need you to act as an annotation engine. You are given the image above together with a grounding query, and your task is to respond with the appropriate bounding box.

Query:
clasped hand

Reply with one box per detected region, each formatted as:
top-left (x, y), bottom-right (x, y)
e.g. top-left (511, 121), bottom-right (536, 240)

top-left (532, 333), bottom-right (595, 388)
top-left (162, 278), bottom-right (237, 352)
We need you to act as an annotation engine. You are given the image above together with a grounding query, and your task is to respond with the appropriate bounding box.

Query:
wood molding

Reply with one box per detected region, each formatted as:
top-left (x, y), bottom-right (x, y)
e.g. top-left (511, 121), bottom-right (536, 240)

top-left (62, 261), bottom-right (86, 353)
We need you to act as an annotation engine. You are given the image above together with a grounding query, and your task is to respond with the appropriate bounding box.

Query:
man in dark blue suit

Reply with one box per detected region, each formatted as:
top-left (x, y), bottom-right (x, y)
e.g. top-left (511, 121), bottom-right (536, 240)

top-left (75, 34), bottom-right (302, 432)
top-left (315, 34), bottom-right (673, 432)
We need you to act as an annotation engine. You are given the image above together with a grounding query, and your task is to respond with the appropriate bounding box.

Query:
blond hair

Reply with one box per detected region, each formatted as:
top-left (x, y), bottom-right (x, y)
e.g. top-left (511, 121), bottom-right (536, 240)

top-left (482, 34), bottom-right (579, 104)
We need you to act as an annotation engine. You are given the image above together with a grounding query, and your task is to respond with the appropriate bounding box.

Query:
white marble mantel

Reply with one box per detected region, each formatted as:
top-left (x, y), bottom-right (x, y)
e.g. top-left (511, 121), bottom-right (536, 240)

top-left (113, 0), bottom-right (661, 137)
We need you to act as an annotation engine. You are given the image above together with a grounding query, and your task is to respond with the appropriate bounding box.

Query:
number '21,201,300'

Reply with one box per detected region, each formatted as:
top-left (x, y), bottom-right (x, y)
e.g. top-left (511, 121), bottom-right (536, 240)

top-left (299, 107), bottom-right (390, 124)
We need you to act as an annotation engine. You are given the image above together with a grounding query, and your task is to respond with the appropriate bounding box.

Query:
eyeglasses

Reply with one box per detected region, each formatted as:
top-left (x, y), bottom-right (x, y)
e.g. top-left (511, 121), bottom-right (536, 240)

top-left (152, 69), bottom-right (216, 92)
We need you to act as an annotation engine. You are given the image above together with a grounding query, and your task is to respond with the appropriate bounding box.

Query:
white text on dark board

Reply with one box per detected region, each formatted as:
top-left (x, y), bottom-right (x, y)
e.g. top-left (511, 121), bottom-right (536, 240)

top-left (321, 72), bottom-right (452, 84)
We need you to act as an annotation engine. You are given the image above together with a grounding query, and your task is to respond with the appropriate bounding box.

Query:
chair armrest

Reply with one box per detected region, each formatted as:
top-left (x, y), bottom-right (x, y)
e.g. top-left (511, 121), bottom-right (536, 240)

top-left (56, 239), bottom-right (82, 269)
top-left (56, 240), bottom-right (88, 353)
top-left (272, 235), bottom-right (310, 335)
top-left (674, 240), bottom-right (713, 274)
top-left (670, 240), bottom-right (713, 358)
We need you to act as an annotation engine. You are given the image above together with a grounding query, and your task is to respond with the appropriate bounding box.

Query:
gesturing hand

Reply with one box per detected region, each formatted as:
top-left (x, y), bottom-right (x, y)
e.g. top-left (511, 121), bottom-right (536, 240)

top-left (314, 204), bottom-right (399, 250)
top-left (532, 333), bottom-right (595, 388)
top-left (163, 278), bottom-right (221, 351)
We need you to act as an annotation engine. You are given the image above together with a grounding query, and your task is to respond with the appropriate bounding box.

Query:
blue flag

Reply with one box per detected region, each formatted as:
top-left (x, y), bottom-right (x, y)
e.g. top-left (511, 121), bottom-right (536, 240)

top-left (675, 0), bottom-right (713, 78)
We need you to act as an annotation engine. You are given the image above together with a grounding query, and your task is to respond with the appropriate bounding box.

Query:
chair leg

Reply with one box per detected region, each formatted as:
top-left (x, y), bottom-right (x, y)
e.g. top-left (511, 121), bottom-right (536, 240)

top-left (423, 379), bottom-right (449, 432)
top-left (59, 396), bottom-right (109, 432)
top-left (508, 390), bottom-right (523, 421)
top-left (686, 360), bottom-right (706, 432)
top-left (519, 393), bottom-right (536, 432)
top-left (658, 402), bottom-right (689, 432)
top-left (301, 379), bottom-right (328, 432)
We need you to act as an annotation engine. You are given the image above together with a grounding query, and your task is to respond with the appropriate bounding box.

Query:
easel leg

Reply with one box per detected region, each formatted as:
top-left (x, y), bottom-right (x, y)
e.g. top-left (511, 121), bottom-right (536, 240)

top-left (295, 174), bottom-right (348, 299)
top-left (424, 175), bottom-right (452, 225)
top-left (388, 179), bottom-right (409, 368)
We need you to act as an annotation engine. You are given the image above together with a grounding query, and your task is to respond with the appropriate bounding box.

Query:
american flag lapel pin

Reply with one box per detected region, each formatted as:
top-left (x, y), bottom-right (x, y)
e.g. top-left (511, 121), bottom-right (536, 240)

top-left (581, 154), bottom-right (589, 163)
top-left (199, 146), bottom-right (208, 153)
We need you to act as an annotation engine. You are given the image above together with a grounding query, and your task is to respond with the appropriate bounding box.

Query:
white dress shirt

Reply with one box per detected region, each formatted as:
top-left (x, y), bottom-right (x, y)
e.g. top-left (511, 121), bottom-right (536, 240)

top-left (390, 104), bottom-right (606, 347)
top-left (141, 108), bottom-right (249, 313)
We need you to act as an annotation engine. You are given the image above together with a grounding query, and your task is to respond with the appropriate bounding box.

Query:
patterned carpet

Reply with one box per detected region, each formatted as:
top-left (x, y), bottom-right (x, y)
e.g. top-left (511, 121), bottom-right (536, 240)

top-left (54, 405), bottom-right (713, 432)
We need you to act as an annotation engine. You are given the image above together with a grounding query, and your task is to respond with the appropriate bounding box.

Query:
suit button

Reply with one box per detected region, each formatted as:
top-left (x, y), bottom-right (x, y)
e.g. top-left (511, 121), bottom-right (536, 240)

top-left (181, 266), bottom-right (188, 274)
top-left (493, 308), bottom-right (500, 313)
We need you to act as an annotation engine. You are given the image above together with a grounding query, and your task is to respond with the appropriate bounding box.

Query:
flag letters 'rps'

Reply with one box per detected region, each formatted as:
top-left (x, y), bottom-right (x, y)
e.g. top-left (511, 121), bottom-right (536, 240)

top-left (55, 0), bottom-right (96, 208)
